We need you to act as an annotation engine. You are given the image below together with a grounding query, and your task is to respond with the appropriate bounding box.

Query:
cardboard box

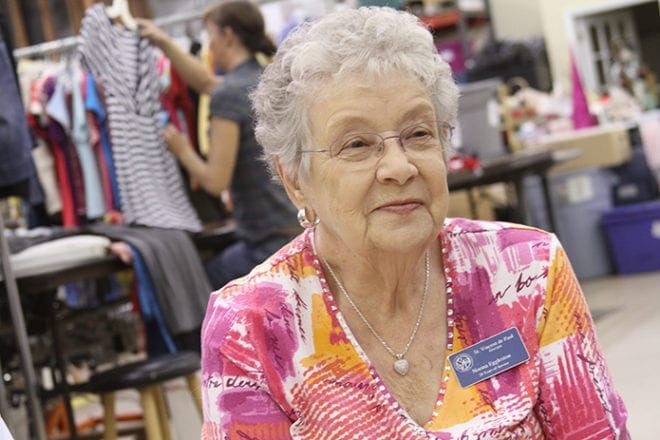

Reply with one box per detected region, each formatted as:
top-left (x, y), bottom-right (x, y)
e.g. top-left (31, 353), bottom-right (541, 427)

top-left (447, 184), bottom-right (506, 221)
top-left (526, 124), bottom-right (632, 174)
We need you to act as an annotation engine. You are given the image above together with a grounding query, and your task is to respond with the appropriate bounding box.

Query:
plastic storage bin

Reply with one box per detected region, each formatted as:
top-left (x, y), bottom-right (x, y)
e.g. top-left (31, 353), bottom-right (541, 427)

top-left (601, 200), bottom-right (660, 274)
top-left (523, 167), bottom-right (616, 279)
top-left (610, 146), bottom-right (659, 205)
top-left (456, 78), bottom-right (507, 161)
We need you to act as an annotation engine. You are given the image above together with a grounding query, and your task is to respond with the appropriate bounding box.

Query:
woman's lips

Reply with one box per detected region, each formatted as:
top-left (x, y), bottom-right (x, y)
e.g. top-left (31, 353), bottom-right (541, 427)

top-left (376, 200), bottom-right (423, 214)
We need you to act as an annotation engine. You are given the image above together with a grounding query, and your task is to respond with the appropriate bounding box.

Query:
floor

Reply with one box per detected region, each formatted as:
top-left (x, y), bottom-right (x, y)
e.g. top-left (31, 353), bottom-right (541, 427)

top-left (580, 271), bottom-right (660, 440)
top-left (6, 272), bottom-right (659, 439)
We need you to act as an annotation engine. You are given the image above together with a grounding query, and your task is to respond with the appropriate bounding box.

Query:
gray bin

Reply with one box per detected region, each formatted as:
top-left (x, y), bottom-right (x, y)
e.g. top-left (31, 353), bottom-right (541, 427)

top-left (523, 167), bottom-right (616, 279)
top-left (457, 79), bottom-right (507, 160)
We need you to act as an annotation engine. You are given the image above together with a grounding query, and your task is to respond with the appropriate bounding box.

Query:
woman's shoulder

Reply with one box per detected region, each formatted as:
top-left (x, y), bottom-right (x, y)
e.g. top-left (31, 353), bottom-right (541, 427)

top-left (443, 217), bottom-right (557, 258)
top-left (210, 60), bottom-right (262, 99)
top-left (444, 217), bottom-right (554, 241)
top-left (202, 232), bottom-right (313, 351)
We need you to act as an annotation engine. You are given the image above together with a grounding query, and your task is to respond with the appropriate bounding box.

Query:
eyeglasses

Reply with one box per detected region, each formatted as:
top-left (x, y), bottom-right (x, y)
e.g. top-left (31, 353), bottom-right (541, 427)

top-left (301, 120), bottom-right (454, 164)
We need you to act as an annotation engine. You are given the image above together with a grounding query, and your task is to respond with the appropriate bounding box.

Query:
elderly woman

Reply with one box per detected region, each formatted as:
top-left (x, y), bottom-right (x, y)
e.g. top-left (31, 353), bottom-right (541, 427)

top-left (201, 7), bottom-right (629, 439)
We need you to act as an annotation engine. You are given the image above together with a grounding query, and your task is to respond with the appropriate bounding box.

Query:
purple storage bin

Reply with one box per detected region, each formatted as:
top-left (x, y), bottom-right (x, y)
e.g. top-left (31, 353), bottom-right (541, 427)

top-left (601, 200), bottom-right (660, 274)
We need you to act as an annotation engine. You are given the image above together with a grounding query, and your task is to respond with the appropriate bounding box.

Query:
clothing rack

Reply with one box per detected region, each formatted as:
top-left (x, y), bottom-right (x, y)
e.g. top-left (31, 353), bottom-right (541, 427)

top-left (0, 213), bottom-right (48, 440)
top-left (12, 8), bottom-right (207, 60)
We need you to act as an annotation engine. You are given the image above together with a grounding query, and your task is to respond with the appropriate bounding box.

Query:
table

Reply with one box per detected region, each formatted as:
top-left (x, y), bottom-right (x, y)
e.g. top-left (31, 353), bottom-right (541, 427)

top-left (447, 148), bottom-right (581, 232)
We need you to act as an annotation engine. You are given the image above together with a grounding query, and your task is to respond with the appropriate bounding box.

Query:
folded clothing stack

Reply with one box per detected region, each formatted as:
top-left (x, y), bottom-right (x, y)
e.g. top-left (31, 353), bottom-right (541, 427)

top-left (3, 235), bottom-right (111, 279)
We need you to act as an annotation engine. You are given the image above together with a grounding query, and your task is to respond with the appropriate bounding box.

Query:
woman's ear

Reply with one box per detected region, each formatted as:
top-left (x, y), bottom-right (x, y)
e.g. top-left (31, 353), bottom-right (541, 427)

top-left (222, 26), bottom-right (238, 46)
top-left (275, 159), bottom-right (305, 209)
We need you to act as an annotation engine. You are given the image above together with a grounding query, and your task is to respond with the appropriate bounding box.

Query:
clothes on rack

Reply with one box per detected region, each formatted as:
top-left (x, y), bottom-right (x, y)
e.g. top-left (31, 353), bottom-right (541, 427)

top-left (4, 222), bottom-right (212, 354)
top-left (85, 73), bottom-right (120, 212)
top-left (89, 224), bottom-right (211, 338)
top-left (31, 141), bottom-right (62, 216)
top-left (79, 4), bottom-right (201, 232)
top-left (0, 37), bottom-right (41, 203)
top-left (157, 58), bottom-right (199, 152)
top-left (17, 53), bottom-right (203, 228)
top-left (45, 76), bottom-right (88, 222)
top-left (3, 226), bottom-right (73, 254)
top-left (26, 70), bottom-right (86, 227)
top-left (71, 69), bottom-right (105, 220)
top-left (129, 244), bottom-right (178, 354)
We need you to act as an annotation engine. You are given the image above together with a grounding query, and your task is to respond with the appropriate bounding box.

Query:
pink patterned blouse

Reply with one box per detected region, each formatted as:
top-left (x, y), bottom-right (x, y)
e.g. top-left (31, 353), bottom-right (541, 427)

top-left (201, 218), bottom-right (629, 439)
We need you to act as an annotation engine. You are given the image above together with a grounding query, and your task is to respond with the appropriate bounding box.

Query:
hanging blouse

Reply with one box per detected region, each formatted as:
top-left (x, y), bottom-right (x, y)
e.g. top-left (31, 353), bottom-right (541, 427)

top-left (78, 4), bottom-right (201, 231)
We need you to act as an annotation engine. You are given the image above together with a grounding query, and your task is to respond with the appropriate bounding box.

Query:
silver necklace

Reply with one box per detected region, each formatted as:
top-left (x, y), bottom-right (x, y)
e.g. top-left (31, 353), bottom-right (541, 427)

top-left (321, 252), bottom-right (430, 376)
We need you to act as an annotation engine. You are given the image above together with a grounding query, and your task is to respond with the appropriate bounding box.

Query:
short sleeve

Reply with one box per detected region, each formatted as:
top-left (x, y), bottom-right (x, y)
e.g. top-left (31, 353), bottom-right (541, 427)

top-left (534, 235), bottom-right (629, 439)
top-left (209, 85), bottom-right (250, 124)
top-left (201, 291), bottom-right (293, 439)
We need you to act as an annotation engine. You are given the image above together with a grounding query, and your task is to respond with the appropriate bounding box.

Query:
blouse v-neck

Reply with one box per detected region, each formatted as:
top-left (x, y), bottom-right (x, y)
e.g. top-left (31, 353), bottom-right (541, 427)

top-left (306, 228), bottom-right (455, 432)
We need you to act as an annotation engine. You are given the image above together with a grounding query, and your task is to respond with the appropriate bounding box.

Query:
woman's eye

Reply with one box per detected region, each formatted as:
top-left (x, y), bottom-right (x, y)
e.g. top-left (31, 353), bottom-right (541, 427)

top-left (408, 128), bottom-right (433, 139)
top-left (343, 138), bottom-right (370, 149)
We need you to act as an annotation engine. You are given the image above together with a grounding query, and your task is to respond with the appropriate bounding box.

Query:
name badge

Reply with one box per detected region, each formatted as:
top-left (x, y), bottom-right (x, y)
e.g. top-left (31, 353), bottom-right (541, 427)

top-left (448, 327), bottom-right (530, 388)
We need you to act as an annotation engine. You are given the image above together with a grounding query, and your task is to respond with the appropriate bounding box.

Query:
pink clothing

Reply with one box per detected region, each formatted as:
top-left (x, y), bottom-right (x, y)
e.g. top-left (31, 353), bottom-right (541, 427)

top-left (201, 218), bottom-right (629, 439)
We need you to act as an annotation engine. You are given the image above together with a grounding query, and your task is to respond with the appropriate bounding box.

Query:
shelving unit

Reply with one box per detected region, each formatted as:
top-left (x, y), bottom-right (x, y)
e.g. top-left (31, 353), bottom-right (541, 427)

top-left (417, 0), bottom-right (494, 70)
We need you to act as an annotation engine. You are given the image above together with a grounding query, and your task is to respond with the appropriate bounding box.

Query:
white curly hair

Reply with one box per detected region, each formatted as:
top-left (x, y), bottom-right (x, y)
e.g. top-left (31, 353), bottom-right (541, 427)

top-left (251, 6), bottom-right (459, 181)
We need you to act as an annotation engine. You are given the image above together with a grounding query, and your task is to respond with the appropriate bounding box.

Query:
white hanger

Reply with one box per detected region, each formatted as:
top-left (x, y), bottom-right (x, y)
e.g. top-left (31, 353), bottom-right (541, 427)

top-left (106, 0), bottom-right (137, 31)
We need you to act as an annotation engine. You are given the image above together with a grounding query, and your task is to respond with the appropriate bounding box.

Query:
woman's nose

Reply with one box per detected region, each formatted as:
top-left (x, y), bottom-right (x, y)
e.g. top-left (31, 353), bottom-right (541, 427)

top-left (376, 134), bottom-right (405, 155)
top-left (375, 138), bottom-right (418, 184)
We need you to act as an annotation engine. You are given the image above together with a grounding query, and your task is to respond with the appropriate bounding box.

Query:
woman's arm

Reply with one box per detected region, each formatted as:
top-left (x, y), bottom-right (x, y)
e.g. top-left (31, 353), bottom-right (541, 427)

top-left (201, 293), bottom-right (294, 439)
top-left (534, 236), bottom-right (629, 439)
top-left (165, 118), bottom-right (238, 197)
top-left (137, 18), bottom-right (221, 95)
top-left (201, 354), bottom-right (293, 439)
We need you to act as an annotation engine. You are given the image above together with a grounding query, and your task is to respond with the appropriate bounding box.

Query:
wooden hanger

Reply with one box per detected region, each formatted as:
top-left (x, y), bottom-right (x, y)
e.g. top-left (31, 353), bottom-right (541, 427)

top-left (106, 0), bottom-right (137, 31)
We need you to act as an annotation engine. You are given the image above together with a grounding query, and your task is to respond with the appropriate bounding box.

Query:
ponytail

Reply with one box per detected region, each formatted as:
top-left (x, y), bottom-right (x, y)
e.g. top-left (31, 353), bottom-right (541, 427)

top-left (255, 33), bottom-right (276, 57)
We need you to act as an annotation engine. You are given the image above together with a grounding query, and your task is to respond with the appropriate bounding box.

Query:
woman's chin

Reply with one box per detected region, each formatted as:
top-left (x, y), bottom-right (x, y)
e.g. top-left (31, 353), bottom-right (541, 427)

top-left (367, 223), bottom-right (438, 254)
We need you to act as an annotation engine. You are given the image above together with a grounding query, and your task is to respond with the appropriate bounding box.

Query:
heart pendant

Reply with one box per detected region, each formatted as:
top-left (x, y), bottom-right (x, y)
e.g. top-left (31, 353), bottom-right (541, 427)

top-left (393, 358), bottom-right (409, 376)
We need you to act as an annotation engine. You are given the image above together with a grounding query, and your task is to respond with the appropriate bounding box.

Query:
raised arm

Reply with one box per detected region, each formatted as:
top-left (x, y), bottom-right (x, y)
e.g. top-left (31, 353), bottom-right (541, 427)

top-left (137, 18), bottom-right (221, 95)
top-left (164, 118), bottom-right (238, 197)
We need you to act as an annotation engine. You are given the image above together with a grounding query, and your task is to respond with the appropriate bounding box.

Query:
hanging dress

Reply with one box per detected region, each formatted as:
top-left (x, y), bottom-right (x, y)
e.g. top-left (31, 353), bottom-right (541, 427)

top-left (78, 4), bottom-right (201, 231)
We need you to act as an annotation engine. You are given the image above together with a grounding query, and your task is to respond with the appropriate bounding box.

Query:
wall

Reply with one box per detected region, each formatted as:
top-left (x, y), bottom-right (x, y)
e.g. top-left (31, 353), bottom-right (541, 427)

top-left (148, 0), bottom-right (334, 42)
top-left (490, 0), bottom-right (658, 94)
top-left (148, 0), bottom-right (213, 18)
top-left (488, 0), bottom-right (603, 92)
top-left (538, 0), bottom-right (617, 94)
top-left (489, 0), bottom-right (544, 40)
top-left (541, 0), bottom-right (659, 94)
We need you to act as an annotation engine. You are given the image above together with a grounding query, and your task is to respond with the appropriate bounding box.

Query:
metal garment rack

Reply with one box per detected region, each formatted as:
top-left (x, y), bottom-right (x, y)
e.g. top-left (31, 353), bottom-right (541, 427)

top-left (0, 213), bottom-right (48, 440)
top-left (12, 0), bottom-right (338, 60)
top-left (12, 8), bottom-right (207, 60)
top-left (6, 8), bottom-right (207, 439)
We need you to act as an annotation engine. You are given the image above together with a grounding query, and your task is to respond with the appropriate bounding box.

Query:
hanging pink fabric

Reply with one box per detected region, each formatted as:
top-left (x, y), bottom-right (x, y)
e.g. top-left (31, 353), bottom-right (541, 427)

top-left (571, 52), bottom-right (598, 130)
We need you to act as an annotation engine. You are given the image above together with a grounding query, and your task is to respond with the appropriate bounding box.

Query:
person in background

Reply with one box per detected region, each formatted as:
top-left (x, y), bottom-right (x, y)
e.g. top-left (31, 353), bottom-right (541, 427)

top-left (200, 6), bottom-right (629, 439)
top-left (137, 1), bottom-right (299, 290)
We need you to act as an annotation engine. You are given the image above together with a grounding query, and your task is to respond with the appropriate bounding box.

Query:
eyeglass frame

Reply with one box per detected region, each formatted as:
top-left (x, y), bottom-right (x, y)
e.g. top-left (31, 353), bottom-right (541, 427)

top-left (300, 120), bottom-right (455, 162)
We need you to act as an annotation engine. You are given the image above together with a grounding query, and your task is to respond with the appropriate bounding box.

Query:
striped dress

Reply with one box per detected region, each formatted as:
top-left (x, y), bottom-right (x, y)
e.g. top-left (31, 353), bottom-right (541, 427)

top-left (79, 5), bottom-right (201, 231)
top-left (201, 218), bottom-right (629, 439)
